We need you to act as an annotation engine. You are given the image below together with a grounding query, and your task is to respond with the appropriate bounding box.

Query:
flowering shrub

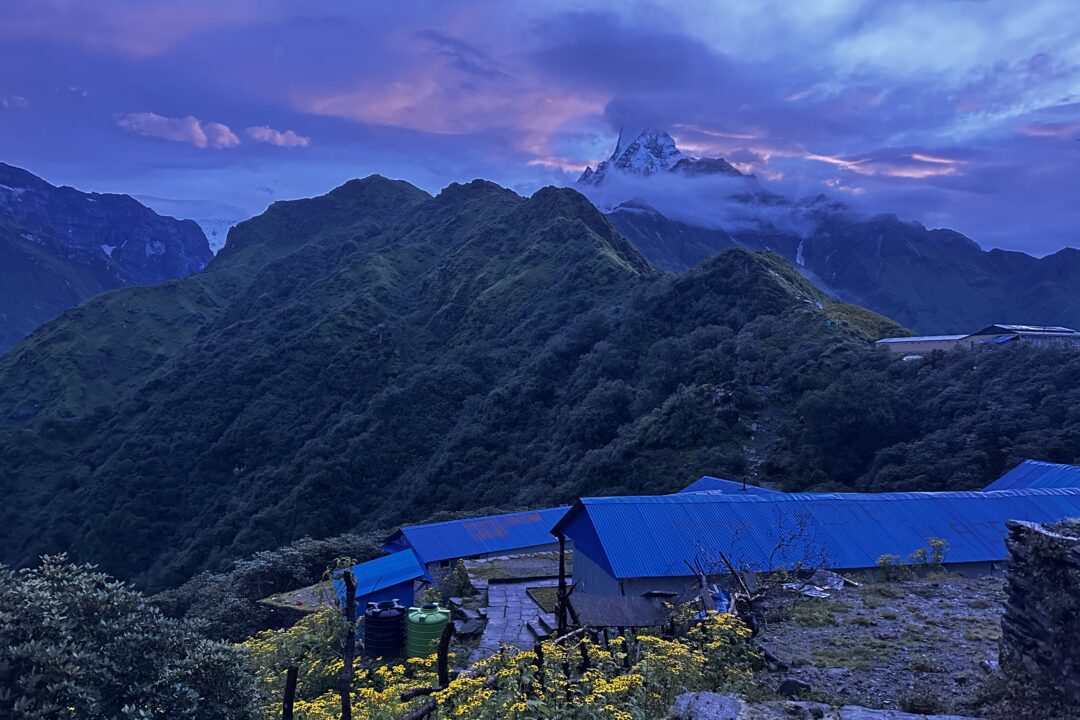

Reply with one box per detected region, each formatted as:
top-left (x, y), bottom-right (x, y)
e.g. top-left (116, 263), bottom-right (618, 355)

top-left (241, 609), bottom-right (759, 720)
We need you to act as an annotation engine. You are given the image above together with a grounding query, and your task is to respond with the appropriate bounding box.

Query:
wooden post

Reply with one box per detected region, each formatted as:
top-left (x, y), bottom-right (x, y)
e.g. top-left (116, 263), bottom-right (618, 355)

top-left (579, 637), bottom-right (592, 671)
top-left (533, 640), bottom-right (545, 694)
top-left (436, 621), bottom-right (455, 688)
top-left (341, 568), bottom-right (357, 720)
top-left (282, 665), bottom-right (298, 720)
top-left (556, 533), bottom-right (568, 635)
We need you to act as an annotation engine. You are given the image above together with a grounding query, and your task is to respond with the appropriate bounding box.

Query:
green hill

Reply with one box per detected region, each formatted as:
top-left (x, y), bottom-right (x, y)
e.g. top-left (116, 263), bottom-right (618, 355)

top-left (2, 175), bottom-right (1077, 592)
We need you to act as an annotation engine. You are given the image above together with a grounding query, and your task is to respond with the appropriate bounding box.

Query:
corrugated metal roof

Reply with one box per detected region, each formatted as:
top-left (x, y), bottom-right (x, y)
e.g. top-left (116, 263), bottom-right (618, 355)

top-left (557, 489), bottom-right (1080, 579)
top-left (983, 460), bottom-right (1080, 491)
top-left (971, 324), bottom-right (1080, 337)
top-left (332, 549), bottom-right (430, 601)
top-left (384, 507), bottom-right (569, 564)
top-left (876, 335), bottom-right (966, 343)
top-left (991, 324), bottom-right (1078, 334)
top-left (679, 476), bottom-right (779, 495)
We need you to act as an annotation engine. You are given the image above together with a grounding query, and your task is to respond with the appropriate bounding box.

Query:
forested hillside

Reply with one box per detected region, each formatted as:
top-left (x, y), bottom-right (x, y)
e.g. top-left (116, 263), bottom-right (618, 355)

top-left (1, 176), bottom-right (1077, 592)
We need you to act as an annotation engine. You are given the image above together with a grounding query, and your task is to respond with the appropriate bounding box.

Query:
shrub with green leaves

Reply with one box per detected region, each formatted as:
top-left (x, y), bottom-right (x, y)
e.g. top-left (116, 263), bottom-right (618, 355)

top-left (0, 555), bottom-right (260, 720)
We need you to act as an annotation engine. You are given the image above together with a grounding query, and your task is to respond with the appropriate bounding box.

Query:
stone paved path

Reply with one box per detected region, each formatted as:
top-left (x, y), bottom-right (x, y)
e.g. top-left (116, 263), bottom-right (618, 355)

top-left (470, 578), bottom-right (558, 663)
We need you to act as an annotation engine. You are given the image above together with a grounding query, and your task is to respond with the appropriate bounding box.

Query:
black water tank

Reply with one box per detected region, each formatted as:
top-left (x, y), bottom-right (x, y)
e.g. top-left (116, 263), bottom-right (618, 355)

top-left (364, 600), bottom-right (406, 659)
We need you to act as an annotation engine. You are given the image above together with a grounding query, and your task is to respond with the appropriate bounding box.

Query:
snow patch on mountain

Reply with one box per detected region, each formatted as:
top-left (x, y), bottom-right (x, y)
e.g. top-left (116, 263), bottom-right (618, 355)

top-left (195, 218), bottom-right (240, 254)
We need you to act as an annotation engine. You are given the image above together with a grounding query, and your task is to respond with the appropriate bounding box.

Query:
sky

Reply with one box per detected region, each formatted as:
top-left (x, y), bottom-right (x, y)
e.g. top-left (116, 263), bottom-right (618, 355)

top-left (0, 0), bottom-right (1077, 256)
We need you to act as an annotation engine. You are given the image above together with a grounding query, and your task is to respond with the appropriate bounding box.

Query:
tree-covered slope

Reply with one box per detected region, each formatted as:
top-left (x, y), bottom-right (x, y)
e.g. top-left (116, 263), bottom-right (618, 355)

top-left (0, 175), bottom-right (897, 589)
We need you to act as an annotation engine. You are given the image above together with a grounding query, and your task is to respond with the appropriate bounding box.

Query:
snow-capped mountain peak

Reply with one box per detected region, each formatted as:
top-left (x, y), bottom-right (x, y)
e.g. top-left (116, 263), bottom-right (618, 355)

top-left (611, 128), bottom-right (682, 173)
top-left (578, 128), bottom-right (742, 186)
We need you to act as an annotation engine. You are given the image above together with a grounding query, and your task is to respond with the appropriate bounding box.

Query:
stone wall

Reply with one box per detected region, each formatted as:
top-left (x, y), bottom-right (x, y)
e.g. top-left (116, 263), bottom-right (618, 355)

top-left (999, 519), bottom-right (1080, 702)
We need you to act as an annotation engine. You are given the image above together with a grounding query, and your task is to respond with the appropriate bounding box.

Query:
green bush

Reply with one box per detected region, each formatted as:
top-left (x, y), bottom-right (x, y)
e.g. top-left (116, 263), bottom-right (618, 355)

top-left (0, 555), bottom-right (260, 720)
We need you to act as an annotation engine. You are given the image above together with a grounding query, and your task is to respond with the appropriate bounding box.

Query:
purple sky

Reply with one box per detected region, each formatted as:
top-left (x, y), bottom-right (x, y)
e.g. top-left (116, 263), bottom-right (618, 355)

top-left (1, 1), bottom-right (1077, 255)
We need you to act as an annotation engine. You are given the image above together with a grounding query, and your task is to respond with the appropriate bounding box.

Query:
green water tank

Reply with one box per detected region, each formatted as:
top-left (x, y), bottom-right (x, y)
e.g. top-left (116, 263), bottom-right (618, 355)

top-left (406, 603), bottom-right (451, 658)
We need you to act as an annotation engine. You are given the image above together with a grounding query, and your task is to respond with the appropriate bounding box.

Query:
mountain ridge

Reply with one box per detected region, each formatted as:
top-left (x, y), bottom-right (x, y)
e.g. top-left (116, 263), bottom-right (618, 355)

top-left (0, 162), bottom-right (212, 352)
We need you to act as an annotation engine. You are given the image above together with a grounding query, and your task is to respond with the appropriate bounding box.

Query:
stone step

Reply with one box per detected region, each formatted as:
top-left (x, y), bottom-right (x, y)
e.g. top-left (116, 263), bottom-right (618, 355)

top-left (537, 613), bottom-right (556, 635)
top-left (525, 620), bottom-right (549, 641)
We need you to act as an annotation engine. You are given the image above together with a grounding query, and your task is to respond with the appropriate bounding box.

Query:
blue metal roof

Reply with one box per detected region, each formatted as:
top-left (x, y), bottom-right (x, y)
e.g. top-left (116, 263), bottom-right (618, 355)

top-left (679, 476), bottom-right (780, 495)
top-left (555, 488), bottom-right (1080, 579)
top-left (876, 335), bottom-right (966, 343)
top-left (384, 507), bottom-right (570, 565)
top-left (332, 549), bottom-right (430, 602)
top-left (983, 460), bottom-right (1080, 491)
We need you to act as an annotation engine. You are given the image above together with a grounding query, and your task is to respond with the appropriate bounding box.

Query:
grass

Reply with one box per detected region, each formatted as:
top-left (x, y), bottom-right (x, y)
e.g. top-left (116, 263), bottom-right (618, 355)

top-left (788, 599), bottom-right (853, 628)
top-left (526, 586), bottom-right (559, 613)
top-left (862, 595), bottom-right (885, 609)
top-left (907, 653), bottom-right (946, 673)
top-left (809, 636), bottom-right (900, 669)
top-left (865, 583), bottom-right (905, 599)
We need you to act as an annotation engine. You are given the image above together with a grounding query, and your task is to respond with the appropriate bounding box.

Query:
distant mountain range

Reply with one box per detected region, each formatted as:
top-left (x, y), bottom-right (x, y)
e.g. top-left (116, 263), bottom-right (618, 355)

top-left (0, 163), bottom-right (212, 352)
top-left (580, 130), bottom-right (1080, 334)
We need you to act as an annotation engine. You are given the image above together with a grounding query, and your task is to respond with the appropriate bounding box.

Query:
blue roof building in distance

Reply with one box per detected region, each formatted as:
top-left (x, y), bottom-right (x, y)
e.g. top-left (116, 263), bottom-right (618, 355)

top-left (679, 476), bottom-right (780, 495)
top-left (983, 459), bottom-right (1080, 492)
top-left (383, 506), bottom-right (571, 566)
top-left (552, 488), bottom-right (1080, 596)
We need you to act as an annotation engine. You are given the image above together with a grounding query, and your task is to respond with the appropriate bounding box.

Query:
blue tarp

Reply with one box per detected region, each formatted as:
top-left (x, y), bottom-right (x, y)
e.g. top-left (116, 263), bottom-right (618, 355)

top-left (332, 549), bottom-right (430, 604)
top-left (679, 476), bottom-right (780, 495)
top-left (383, 507), bottom-right (569, 565)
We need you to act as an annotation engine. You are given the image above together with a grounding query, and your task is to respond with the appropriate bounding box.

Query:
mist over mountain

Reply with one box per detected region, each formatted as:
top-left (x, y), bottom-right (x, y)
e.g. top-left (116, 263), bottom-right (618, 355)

top-left (0, 163), bottom-right (213, 352)
top-left (579, 130), bottom-right (1080, 334)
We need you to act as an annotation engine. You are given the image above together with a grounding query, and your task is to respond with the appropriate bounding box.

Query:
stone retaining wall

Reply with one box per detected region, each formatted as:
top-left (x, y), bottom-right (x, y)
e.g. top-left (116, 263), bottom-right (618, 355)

top-left (1000, 519), bottom-right (1080, 702)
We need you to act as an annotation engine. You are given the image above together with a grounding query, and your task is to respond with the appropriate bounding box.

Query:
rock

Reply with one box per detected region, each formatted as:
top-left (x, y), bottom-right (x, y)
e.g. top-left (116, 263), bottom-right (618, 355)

top-left (778, 677), bottom-right (813, 698)
top-left (839, 707), bottom-right (983, 719)
top-left (790, 701), bottom-right (831, 718)
top-left (670, 692), bottom-right (743, 719)
top-left (454, 618), bottom-right (485, 639)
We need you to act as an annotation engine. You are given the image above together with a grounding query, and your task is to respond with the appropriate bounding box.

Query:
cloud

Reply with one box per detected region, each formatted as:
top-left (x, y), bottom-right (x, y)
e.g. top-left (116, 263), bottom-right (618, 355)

top-left (1016, 121), bottom-right (1080, 139)
top-left (117, 112), bottom-right (240, 149)
top-left (244, 125), bottom-right (311, 147)
top-left (0, 95), bottom-right (29, 110)
top-left (5, 1), bottom-right (1079, 256)
top-left (0, 0), bottom-right (262, 58)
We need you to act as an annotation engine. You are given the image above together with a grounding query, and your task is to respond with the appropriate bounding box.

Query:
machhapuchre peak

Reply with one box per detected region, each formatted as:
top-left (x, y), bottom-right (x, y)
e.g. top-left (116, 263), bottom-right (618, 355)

top-left (578, 128), bottom-right (1080, 335)
top-left (3, 5), bottom-right (1079, 719)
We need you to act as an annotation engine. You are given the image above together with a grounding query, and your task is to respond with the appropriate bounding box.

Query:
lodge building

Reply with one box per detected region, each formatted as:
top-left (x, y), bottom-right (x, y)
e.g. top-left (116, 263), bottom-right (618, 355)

top-left (876, 324), bottom-right (1080, 355)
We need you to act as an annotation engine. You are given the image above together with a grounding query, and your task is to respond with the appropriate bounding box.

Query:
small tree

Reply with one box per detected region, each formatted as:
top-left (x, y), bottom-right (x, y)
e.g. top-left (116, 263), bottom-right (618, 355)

top-left (444, 559), bottom-right (475, 598)
top-left (0, 555), bottom-right (260, 720)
